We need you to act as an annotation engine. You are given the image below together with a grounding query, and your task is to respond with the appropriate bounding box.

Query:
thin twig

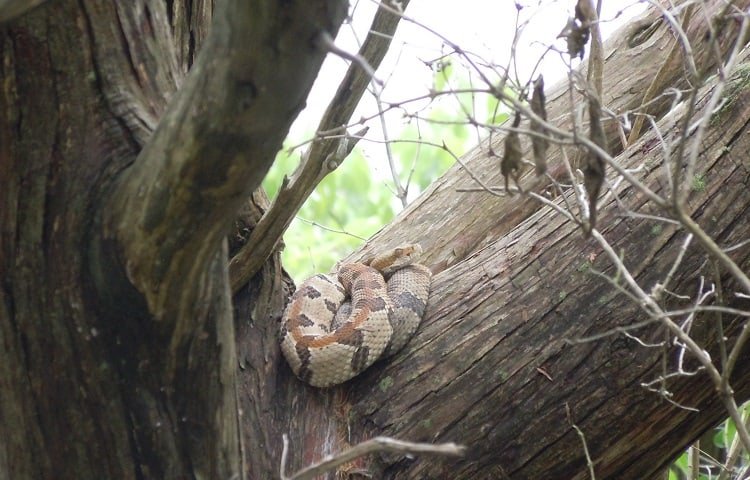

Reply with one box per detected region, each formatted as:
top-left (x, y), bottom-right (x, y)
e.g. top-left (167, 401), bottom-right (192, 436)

top-left (228, 0), bottom-right (411, 291)
top-left (280, 434), bottom-right (465, 480)
top-left (675, 210), bottom-right (750, 295)
top-left (296, 217), bottom-right (368, 241)
top-left (566, 403), bottom-right (596, 479)
top-left (318, 31), bottom-right (383, 87)
top-left (650, 234), bottom-right (693, 302)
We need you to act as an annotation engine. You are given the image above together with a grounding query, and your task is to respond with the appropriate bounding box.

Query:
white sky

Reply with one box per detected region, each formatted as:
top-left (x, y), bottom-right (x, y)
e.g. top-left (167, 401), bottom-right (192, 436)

top-left (281, 0), bottom-right (648, 278)
top-left (290, 0), bottom-right (647, 145)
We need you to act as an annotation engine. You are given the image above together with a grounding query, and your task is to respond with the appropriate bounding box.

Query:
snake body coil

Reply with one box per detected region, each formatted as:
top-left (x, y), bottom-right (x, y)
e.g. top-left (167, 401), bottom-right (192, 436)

top-left (280, 244), bottom-right (432, 387)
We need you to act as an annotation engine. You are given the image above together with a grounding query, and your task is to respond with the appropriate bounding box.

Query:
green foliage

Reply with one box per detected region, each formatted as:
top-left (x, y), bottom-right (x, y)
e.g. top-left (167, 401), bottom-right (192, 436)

top-left (263, 147), bottom-right (391, 282)
top-left (668, 402), bottom-right (750, 479)
top-left (264, 64), bottom-right (496, 282)
top-left (265, 131), bottom-right (460, 282)
top-left (668, 453), bottom-right (688, 480)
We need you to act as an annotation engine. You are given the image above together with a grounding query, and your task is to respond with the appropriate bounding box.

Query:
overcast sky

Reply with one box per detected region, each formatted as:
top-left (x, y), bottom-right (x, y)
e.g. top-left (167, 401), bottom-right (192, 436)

top-left (290, 0), bottom-right (647, 142)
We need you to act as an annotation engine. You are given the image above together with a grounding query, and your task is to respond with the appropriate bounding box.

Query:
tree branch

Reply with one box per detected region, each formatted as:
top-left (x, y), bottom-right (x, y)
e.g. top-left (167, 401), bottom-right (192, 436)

top-left (100, 0), bottom-right (348, 319)
top-left (229, 127), bottom-right (366, 292)
top-left (0, 0), bottom-right (47, 23)
top-left (280, 435), bottom-right (465, 480)
top-left (229, 0), bottom-right (411, 291)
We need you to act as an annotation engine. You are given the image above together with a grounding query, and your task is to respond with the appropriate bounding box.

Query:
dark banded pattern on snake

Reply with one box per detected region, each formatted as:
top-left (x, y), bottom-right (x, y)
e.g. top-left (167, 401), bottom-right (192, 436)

top-left (280, 244), bottom-right (432, 387)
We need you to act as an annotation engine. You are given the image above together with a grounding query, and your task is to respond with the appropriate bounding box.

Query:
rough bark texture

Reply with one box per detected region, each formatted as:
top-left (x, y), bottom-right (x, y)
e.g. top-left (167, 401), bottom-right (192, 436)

top-left (1, 1), bottom-right (749, 480)
top-left (350, 84), bottom-right (750, 477)
top-left (264, 3), bottom-right (750, 479)
top-left (0, 0), bottom-right (346, 478)
top-left (353, 0), bottom-right (748, 274)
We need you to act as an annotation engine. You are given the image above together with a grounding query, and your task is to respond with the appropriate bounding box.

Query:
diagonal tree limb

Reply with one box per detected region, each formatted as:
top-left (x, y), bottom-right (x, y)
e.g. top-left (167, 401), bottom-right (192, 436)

top-left (0, 0), bottom-right (47, 23)
top-left (229, 0), bottom-right (411, 292)
top-left (229, 127), bottom-right (367, 292)
top-left (100, 0), bottom-right (348, 320)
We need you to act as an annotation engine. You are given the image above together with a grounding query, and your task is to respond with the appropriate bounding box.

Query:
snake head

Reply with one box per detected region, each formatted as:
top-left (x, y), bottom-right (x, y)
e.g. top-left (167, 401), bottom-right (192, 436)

top-left (367, 243), bottom-right (423, 275)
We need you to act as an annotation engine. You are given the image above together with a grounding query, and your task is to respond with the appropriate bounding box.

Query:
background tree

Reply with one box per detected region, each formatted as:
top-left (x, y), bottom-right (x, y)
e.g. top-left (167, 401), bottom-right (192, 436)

top-left (1, 1), bottom-right (749, 480)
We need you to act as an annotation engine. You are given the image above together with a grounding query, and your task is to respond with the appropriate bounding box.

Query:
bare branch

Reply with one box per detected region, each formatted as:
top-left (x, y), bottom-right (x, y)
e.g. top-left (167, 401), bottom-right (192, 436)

top-left (317, 31), bottom-right (382, 87)
top-left (296, 216), bottom-right (368, 241)
top-left (101, 0), bottom-right (348, 317)
top-left (566, 403), bottom-right (597, 480)
top-left (375, 94), bottom-right (408, 206)
top-left (676, 210), bottom-right (750, 295)
top-left (229, 129), bottom-right (365, 291)
top-left (280, 434), bottom-right (465, 480)
top-left (229, 0), bottom-right (411, 291)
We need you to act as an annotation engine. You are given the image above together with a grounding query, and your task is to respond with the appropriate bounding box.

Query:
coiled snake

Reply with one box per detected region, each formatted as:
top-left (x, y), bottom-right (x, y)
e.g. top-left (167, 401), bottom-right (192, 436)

top-left (280, 244), bottom-right (432, 387)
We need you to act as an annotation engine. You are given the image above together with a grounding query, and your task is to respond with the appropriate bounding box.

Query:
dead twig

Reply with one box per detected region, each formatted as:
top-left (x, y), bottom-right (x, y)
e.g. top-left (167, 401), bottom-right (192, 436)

top-left (229, 1), bottom-right (411, 292)
top-left (279, 434), bottom-right (465, 480)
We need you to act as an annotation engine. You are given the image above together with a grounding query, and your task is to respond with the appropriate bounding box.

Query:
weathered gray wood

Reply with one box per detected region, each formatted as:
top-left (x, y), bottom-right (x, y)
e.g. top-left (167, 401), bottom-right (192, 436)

top-left (269, 3), bottom-right (750, 478)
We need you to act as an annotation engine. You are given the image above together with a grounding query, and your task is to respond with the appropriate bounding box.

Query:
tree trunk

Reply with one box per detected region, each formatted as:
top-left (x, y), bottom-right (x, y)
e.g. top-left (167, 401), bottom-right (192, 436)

top-left (348, 84), bottom-right (750, 477)
top-left (0, 1), bottom-right (346, 478)
top-left (250, 4), bottom-right (750, 479)
top-left (1, 2), bottom-right (749, 480)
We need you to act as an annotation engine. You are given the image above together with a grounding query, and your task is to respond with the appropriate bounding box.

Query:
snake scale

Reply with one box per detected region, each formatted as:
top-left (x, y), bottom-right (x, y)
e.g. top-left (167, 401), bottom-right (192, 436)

top-left (280, 244), bottom-right (432, 387)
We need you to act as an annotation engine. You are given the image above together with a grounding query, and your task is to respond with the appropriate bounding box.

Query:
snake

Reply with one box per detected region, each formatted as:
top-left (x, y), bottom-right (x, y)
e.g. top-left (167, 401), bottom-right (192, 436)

top-left (280, 244), bottom-right (432, 387)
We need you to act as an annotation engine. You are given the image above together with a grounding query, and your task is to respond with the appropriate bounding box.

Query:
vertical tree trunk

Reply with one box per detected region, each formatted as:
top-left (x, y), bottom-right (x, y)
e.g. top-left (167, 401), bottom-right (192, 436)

top-left (0, 1), bottom-right (346, 478)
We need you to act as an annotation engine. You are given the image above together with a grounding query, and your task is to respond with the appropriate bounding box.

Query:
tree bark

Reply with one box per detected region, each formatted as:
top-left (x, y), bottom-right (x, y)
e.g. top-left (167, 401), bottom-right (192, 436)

top-left (262, 3), bottom-right (750, 479)
top-left (1, 1), bottom-right (749, 480)
top-left (0, 0), bottom-right (346, 478)
top-left (349, 83), bottom-right (750, 477)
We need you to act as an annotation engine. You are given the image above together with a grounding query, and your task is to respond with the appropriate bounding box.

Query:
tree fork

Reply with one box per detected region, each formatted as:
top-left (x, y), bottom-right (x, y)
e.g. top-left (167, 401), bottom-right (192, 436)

top-left (1, 0), bottom-right (347, 478)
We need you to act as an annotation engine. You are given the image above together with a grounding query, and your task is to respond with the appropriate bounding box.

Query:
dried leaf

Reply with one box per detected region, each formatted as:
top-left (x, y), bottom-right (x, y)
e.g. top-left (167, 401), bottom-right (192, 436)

top-left (583, 153), bottom-right (604, 235)
top-left (558, 0), bottom-right (595, 60)
top-left (501, 112), bottom-right (523, 194)
top-left (529, 75), bottom-right (549, 175)
top-left (584, 93), bottom-right (606, 235)
top-left (559, 18), bottom-right (588, 60)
